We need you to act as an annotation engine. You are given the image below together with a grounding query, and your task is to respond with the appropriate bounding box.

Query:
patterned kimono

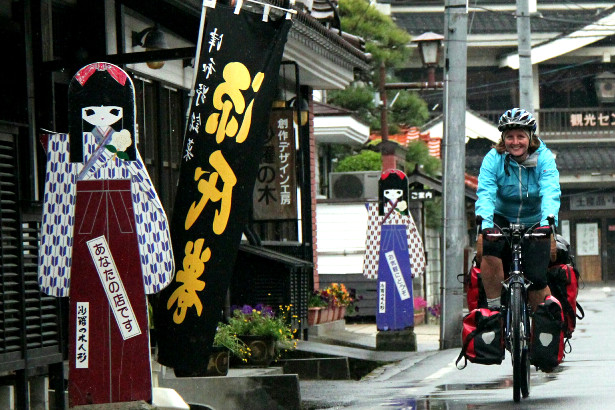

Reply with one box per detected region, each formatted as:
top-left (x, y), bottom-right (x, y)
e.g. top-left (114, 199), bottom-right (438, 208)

top-left (38, 130), bottom-right (173, 405)
top-left (38, 130), bottom-right (174, 296)
top-left (363, 201), bottom-right (426, 331)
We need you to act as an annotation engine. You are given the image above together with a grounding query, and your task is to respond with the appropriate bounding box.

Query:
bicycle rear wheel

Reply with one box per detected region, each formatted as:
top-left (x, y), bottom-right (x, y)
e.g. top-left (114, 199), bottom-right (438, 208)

top-left (510, 283), bottom-right (527, 402)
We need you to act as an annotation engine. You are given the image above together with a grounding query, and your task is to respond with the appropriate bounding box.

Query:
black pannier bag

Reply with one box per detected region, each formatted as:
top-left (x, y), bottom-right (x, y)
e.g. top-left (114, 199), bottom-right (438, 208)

top-left (530, 296), bottom-right (565, 371)
top-left (456, 308), bottom-right (504, 369)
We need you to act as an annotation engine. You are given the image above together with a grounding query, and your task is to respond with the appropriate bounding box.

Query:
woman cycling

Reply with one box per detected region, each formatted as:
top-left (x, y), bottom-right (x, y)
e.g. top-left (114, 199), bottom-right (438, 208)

top-left (475, 108), bottom-right (561, 311)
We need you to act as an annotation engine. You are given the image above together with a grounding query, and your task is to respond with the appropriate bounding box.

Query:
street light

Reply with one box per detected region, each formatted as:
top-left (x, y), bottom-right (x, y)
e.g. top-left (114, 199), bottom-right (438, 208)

top-left (594, 71), bottom-right (615, 104)
top-left (412, 32), bottom-right (444, 88)
top-left (379, 32), bottom-right (444, 170)
top-left (132, 25), bottom-right (169, 69)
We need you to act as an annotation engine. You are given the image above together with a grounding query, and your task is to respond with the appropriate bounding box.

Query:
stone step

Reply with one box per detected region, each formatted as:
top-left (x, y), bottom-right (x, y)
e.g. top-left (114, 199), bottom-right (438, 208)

top-left (280, 357), bottom-right (351, 380)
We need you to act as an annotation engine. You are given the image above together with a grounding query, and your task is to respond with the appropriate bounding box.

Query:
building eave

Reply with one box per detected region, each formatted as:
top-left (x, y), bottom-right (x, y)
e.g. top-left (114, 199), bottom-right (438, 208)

top-left (284, 19), bottom-right (371, 89)
top-left (500, 8), bottom-right (615, 69)
top-left (314, 115), bottom-right (370, 146)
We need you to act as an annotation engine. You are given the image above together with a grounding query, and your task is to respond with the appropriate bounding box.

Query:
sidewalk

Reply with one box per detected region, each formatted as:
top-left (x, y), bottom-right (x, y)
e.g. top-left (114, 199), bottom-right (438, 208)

top-left (295, 320), bottom-right (440, 364)
top-left (306, 320), bottom-right (439, 351)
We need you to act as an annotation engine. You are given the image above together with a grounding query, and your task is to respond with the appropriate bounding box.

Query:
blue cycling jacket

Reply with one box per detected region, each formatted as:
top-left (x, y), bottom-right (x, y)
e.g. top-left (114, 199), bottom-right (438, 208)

top-left (475, 139), bottom-right (561, 229)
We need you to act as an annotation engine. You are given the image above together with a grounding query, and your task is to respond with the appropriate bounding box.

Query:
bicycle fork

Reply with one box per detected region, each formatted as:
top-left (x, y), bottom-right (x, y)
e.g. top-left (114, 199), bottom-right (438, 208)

top-left (502, 276), bottom-right (532, 350)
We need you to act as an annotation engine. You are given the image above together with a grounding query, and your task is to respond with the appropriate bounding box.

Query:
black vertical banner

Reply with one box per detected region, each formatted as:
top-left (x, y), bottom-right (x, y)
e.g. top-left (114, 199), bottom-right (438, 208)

top-left (155, 4), bottom-right (292, 375)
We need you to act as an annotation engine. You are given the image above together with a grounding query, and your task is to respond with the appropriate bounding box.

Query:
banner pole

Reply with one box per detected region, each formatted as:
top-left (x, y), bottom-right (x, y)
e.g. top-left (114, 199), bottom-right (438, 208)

top-left (183, 0), bottom-right (210, 139)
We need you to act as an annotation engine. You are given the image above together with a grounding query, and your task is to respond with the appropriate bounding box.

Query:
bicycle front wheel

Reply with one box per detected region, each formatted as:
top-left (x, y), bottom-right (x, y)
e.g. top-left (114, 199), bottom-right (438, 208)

top-left (510, 283), bottom-right (528, 402)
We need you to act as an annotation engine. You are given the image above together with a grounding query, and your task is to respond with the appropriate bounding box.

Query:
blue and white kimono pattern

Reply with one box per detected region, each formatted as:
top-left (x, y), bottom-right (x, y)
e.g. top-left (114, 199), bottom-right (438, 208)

top-left (38, 130), bottom-right (174, 297)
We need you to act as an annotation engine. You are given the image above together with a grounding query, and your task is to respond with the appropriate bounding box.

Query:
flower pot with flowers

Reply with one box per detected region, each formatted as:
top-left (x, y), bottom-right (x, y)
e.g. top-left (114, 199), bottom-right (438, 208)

top-left (308, 290), bottom-right (329, 325)
top-left (427, 302), bottom-right (441, 324)
top-left (325, 283), bottom-right (356, 320)
top-left (413, 296), bottom-right (428, 325)
top-left (215, 304), bottom-right (297, 367)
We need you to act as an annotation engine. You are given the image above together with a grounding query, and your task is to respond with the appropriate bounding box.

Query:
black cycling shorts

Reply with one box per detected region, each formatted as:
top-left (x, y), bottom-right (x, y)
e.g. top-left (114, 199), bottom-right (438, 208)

top-left (481, 214), bottom-right (551, 291)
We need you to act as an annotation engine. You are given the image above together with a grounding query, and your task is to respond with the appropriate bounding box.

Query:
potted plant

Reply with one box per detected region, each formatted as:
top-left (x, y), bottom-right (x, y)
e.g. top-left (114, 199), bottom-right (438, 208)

top-left (325, 283), bottom-right (355, 320)
top-left (215, 304), bottom-right (297, 366)
top-left (427, 302), bottom-right (442, 324)
top-left (308, 290), bottom-right (329, 325)
top-left (414, 296), bottom-right (428, 325)
top-left (213, 322), bottom-right (251, 364)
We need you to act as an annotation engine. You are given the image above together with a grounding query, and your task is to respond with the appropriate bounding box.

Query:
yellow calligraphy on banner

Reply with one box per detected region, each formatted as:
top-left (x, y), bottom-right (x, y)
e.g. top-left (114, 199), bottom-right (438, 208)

top-left (205, 62), bottom-right (264, 144)
top-left (184, 150), bottom-right (237, 234)
top-left (167, 238), bottom-right (211, 324)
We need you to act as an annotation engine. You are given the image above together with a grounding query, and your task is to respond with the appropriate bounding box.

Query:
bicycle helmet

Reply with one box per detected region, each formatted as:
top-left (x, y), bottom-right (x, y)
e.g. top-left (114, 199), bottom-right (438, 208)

top-left (498, 108), bottom-right (537, 134)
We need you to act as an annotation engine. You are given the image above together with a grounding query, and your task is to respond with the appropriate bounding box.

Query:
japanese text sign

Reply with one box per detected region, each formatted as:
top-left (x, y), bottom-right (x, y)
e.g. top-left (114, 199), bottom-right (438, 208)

top-left (87, 236), bottom-right (141, 340)
top-left (253, 109), bottom-right (297, 220)
top-left (75, 302), bottom-right (89, 368)
top-left (155, 3), bottom-right (291, 374)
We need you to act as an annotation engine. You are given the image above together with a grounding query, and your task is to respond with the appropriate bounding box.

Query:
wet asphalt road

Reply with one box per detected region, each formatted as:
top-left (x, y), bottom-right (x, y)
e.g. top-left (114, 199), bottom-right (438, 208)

top-left (300, 283), bottom-right (615, 409)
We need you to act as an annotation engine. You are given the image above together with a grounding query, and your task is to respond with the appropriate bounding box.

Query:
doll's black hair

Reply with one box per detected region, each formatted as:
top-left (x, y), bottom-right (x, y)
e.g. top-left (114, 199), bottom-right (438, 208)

top-left (68, 64), bottom-right (136, 163)
top-left (378, 170), bottom-right (409, 216)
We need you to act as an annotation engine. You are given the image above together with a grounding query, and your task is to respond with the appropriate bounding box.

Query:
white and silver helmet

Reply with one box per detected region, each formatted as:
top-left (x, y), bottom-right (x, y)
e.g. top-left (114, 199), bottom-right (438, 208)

top-left (498, 108), bottom-right (537, 134)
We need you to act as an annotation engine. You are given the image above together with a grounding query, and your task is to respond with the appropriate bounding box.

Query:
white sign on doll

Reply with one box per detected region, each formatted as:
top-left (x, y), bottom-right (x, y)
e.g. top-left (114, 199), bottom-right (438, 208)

top-left (75, 302), bottom-right (89, 368)
top-left (379, 282), bottom-right (386, 313)
top-left (385, 251), bottom-right (410, 300)
top-left (87, 236), bottom-right (142, 340)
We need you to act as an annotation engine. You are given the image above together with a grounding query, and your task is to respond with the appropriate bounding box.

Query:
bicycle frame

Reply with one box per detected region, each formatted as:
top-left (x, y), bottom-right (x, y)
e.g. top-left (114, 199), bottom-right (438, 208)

top-left (478, 216), bottom-right (554, 402)
top-left (500, 223), bottom-right (532, 402)
top-left (502, 223), bottom-right (532, 348)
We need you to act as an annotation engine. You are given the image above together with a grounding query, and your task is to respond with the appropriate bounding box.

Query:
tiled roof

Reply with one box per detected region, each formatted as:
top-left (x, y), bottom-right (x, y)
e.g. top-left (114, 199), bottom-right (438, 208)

top-left (549, 143), bottom-right (615, 173)
top-left (313, 101), bottom-right (355, 116)
top-left (465, 139), bottom-right (615, 175)
top-left (313, 101), bottom-right (369, 127)
top-left (465, 138), bottom-right (495, 175)
top-left (392, 8), bottom-right (608, 36)
top-left (369, 127), bottom-right (442, 157)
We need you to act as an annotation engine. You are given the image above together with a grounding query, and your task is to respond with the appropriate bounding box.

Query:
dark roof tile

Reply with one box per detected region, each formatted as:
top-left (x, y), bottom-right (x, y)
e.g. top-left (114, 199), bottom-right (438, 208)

top-left (465, 140), bottom-right (615, 175)
top-left (392, 8), bottom-right (608, 36)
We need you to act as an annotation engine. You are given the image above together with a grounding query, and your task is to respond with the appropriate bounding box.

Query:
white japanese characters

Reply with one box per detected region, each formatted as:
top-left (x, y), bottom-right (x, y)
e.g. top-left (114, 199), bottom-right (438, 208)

top-left (385, 250), bottom-right (410, 300)
top-left (87, 236), bottom-right (142, 340)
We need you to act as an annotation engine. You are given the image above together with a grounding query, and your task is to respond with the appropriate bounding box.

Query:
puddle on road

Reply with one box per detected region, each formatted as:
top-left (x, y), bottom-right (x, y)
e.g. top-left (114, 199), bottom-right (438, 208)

top-left (435, 378), bottom-right (511, 391)
top-left (384, 370), bottom-right (560, 409)
top-left (385, 397), bottom-right (499, 409)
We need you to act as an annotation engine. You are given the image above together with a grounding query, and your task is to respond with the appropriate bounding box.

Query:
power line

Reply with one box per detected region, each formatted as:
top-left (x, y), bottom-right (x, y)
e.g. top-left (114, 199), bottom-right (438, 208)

top-left (467, 5), bottom-right (615, 28)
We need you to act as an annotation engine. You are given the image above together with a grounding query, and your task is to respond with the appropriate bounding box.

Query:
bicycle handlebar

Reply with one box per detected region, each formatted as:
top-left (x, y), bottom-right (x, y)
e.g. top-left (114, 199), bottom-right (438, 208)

top-left (476, 214), bottom-right (557, 240)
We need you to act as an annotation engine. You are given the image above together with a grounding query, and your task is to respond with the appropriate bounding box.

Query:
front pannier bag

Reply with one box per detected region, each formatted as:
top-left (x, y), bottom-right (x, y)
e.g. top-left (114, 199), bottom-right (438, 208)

top-left (530, 296), bottom-right (565, 371)
top-left (456, 308), bottom-right (504, 369)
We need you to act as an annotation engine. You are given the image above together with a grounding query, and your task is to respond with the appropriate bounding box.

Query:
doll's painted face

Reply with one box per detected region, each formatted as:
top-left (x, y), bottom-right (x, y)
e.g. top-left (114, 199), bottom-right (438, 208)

top-left (82, 106), bottom-right (123, 127)
top-left (384, 189), bottom-right (403, 201)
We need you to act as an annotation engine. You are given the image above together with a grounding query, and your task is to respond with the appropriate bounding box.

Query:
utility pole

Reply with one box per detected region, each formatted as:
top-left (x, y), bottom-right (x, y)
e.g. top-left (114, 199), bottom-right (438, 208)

top-left (379, 62), bottom-right (396, 171)
top-left (440, 0), bottom-right (468, 350)
top-left (517, 0), bottom-right (534, 111)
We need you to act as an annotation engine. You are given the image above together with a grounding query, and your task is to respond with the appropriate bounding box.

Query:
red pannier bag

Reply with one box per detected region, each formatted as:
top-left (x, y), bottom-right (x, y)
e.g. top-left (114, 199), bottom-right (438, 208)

top-left (465, 260), bottom-right (487, 311)
top-left (530, 295), bottom-right (565, 371)
top-left (547, 264), bottom-right (584, 339)
top-left (456, 308), bottom-right (504, 369)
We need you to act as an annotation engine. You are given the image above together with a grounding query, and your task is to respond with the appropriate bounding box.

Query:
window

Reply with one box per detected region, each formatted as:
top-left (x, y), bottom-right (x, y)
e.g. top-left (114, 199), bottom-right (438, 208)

top-left (133, 77), bottom-right (187, 216)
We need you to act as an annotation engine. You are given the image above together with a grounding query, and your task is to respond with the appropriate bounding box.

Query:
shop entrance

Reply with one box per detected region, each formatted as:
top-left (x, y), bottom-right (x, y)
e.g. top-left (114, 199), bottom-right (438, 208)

top-left (575, 220), bottom-right (602, 282)
top-left (606, 219), bottom-right (615, 281)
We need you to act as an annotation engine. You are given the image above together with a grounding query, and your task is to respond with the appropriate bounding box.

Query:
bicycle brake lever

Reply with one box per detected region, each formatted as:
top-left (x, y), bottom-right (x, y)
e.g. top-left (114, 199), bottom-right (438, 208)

top-left (547, 214), bottom-right (556, 235)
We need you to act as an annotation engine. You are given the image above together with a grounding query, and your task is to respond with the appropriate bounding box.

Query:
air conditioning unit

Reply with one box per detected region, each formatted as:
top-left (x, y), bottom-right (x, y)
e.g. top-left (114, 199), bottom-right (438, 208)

top-left (329, 171), bottom-right (381, 200)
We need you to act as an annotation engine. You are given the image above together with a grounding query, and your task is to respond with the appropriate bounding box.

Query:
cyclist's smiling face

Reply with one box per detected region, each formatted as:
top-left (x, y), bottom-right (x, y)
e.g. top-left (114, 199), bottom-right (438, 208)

top-left (504, 129), bottom-right (530, 160)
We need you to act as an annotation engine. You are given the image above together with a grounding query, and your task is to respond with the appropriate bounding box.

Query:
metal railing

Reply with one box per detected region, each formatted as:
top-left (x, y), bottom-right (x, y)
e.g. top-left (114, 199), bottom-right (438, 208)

top-left (478, 108), bottom-right (615, 141)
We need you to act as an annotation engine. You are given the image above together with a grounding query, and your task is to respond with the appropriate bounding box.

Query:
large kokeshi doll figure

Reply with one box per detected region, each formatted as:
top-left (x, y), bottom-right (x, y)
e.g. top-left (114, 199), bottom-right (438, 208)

top-left (38, 62), bottom-right (174, 406)
top-left (363, 170), bottom-right (426, 331)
